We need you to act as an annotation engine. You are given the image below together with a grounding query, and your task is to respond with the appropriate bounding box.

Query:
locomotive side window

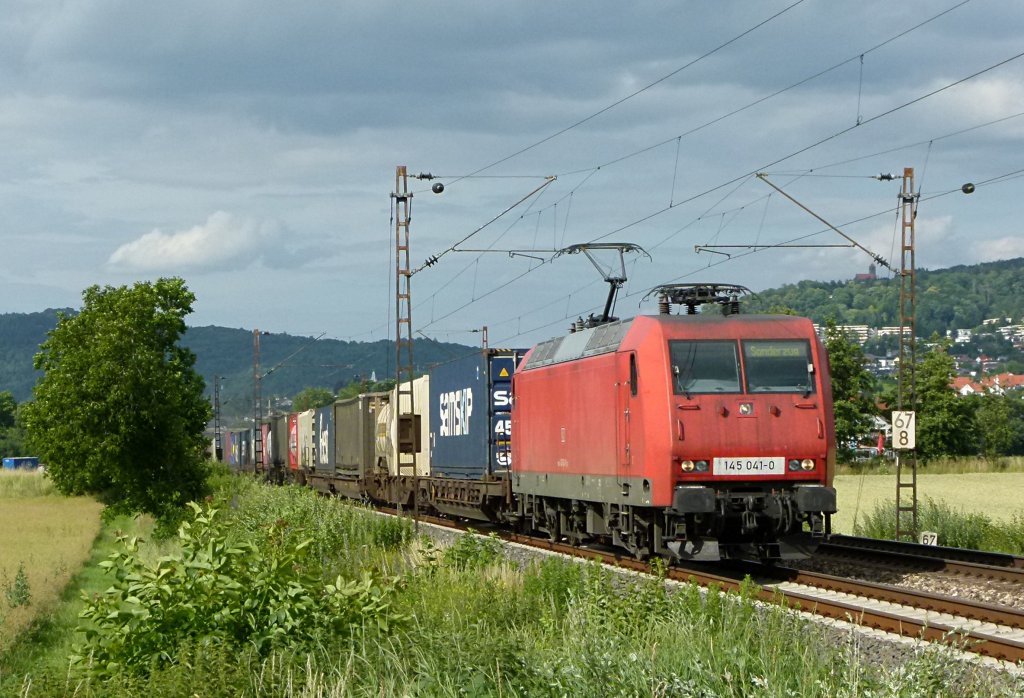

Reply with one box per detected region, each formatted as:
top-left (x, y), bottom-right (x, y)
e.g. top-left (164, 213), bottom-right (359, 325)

top-left (669, 341), bottom-right (740, 394)
top-left (742, 340), bottom-right (815, 394)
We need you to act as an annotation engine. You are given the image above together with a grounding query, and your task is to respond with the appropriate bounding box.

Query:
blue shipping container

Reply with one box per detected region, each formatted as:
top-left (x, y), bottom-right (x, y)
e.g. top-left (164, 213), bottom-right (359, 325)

top-left (429, 349), bottom-right (524, 479)
top-left (2, 456), bottom-right (40, 469)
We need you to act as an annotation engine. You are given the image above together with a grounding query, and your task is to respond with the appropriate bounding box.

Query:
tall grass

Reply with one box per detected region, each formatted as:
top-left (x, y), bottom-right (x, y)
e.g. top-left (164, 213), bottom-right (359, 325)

top-left (50, 554), bottom-right (1023, 697)
top-left (0, 470), bottom-right (54, 498)
top-left (838, 455), bottom-right (1024, 476)
top-left (855, 496), bottom-right (1024, 554)
top-left (6, 481), bottom-right (1022, 696)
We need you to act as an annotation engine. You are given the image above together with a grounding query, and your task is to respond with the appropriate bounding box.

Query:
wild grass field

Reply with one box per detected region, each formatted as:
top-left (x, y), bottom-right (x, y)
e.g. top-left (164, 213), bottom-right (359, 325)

top-left (2, 465), bottom-right (1023, 695)
top-left (0, 470), bottom-right (103, 653)
top-left (1, 476), bottom-right (1019, 697)
top-left (833, 471), bottom-right (1024, 534)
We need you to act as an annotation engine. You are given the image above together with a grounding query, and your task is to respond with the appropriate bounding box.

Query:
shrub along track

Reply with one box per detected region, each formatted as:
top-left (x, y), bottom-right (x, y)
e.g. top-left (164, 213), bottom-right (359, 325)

top-left (381, 507), bottom-right (1024, 666)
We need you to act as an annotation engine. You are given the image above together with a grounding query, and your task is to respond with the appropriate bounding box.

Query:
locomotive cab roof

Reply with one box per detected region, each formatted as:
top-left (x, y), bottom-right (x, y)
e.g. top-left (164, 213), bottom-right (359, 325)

top-left (521, 312), bottom-right (816, 371)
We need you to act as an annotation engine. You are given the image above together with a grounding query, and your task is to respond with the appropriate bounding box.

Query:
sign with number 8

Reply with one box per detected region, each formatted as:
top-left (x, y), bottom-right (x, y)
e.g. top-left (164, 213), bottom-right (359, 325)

top-left (891, 410), bottom-right (916, 450)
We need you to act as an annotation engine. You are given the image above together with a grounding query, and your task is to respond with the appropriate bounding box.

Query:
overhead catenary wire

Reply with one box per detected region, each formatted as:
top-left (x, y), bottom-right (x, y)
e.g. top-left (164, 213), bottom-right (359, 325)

top-left (407, 24), bottom-right (1012, 340)
top-left (349, 104), bottom-right (1024, 347)
top-left (481, 163), bottom-right (1024, 346)
top-left (340, 1), bottom-right (1002, 346)
top-left (412, 177), bottom-right (556, 275)
top-left (443, 0), bottom-right (810, 188)
top-left (553, 0), bottom-right (975, 178)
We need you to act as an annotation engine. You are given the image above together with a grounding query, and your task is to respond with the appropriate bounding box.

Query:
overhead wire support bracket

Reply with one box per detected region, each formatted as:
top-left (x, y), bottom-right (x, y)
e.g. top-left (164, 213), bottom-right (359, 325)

top-left (412, 176), bottom-right (556, 275)
top-left (755, 173), bottom-right (894, 271)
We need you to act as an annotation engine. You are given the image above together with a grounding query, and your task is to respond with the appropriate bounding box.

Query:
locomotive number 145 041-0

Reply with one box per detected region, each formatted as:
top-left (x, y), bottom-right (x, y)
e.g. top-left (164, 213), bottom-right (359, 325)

top-left (712, 456), bottom-right (785, 476)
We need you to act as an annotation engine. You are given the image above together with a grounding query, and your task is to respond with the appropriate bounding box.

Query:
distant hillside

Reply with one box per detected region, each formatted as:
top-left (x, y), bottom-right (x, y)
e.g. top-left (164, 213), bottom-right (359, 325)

top-left (0, 312), bottom-right (476, 417)
top-left (0, 309), bottom-right (69, 402)
top-left (746, 257), bottom-right (1024, 335)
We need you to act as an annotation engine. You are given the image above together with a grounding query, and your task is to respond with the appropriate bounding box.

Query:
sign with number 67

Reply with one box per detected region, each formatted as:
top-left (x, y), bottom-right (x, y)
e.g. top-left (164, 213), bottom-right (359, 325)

top-left (891, 410), bottom-right (916, 450)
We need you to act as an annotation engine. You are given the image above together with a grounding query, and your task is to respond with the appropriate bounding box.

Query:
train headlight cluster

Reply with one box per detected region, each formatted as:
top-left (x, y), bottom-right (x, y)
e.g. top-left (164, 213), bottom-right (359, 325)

top-left (789, 459), bottom-right (816, 471)
top-left (680, 460), bottom-right (709, 473)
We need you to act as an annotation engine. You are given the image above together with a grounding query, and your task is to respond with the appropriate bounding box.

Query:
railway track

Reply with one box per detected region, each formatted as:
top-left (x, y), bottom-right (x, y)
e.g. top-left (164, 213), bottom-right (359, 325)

top-left (818, 535), bottom-right (1024, 584)
top-left (387, 510), bottom-right (1024, 665)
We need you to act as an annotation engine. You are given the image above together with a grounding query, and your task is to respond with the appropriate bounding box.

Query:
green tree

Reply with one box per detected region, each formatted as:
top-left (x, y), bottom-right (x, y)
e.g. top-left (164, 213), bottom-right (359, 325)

top-left (0, 390), bottom-right (15, 429)
top-left (0, 402), bottom-right (27, 457)
top-left (913, 339), bottom-right (976, 459)
top-left (291, 386), bottom-right (335, 412)
top-left (22, 279), bottom-right (211, 520)
top-left (823, 320), bottom-right (877, 451)
top-left (338, 378), bottom-right (396, 400)
top-left (973, 394), bottom-right (1019, 458)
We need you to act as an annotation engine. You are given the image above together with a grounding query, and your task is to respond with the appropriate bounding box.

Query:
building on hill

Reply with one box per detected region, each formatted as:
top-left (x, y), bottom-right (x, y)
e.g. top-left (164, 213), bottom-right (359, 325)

top-left (813, 324), bottom-right (871, 344)
top-left (876, 326), bottom-right (911, 338)
top-left (946, 328), bottom-right (972, 344)
top-left (853, 263), bottom-right (877, 281)
top-left (951, 372), bottom-right (1024, 396)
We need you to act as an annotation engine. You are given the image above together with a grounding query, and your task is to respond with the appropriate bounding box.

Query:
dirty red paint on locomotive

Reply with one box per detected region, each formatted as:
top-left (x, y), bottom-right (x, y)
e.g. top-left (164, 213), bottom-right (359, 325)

top-left (512, 314), bottom-right (835, 508)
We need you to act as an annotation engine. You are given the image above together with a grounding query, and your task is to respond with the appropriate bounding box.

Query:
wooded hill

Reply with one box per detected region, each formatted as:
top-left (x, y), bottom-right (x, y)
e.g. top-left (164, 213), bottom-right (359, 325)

top-left (0, 311), bottom-right (478, 420)
top-left (745, 257), bottom-right (1024, 335)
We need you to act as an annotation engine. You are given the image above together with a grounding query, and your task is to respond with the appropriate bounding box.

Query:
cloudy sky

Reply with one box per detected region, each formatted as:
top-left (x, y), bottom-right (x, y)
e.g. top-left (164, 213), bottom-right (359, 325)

top-left (3, 0), bottom-right (1023, 347)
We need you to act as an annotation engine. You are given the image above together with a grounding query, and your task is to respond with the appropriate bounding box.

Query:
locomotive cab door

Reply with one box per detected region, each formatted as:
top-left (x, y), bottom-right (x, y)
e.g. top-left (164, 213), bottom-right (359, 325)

top-left (616, 351), bottom-right (637, 493)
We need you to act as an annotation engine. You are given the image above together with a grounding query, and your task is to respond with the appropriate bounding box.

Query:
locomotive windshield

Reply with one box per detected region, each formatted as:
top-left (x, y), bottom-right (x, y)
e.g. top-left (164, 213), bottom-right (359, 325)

top-left (669, 341), bottom-right (741, 394)
top-left (742, 340), bottom-right (815, 394)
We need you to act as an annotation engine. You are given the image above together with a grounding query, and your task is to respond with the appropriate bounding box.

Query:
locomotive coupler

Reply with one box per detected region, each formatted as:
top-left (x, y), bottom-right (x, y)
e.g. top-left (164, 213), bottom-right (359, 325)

top-left (741, 509), bottom-right (758, 534)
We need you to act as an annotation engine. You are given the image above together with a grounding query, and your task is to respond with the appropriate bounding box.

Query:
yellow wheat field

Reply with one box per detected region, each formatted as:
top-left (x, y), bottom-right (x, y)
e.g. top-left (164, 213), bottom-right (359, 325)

top-left (0, 470), bottom-right (103, 651)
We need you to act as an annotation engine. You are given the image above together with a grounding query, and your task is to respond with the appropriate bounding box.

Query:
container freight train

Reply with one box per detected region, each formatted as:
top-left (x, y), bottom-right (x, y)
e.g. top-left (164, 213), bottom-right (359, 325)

top-left (222, 289), bottom-right (837, 562)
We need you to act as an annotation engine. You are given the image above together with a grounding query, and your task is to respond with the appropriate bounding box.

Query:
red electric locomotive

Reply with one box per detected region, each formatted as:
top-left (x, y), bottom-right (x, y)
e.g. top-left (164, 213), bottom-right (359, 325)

top-left (511, 283), bottom-right (836, 561)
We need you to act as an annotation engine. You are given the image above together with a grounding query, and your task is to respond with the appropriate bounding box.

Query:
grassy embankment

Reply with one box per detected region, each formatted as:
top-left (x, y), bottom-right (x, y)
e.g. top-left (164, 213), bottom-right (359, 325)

top-left (2, 476), bottom-right (1019, 697)
top-left (0, 470), bottom-right (103, 655)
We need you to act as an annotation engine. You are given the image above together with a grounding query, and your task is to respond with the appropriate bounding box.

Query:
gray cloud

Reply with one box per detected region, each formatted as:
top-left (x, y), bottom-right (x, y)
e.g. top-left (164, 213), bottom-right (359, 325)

top-left (1, 1), bottom-right (1023, 345)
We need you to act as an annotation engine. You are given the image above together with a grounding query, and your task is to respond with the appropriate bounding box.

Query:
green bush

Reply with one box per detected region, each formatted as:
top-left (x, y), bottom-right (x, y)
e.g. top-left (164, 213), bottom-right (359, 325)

top-left (4, 562), bottom-right (31, 608)
top-left (73, 502), bottom-right (405, 678)
top-left (439, 530), bottom-right (505, 571)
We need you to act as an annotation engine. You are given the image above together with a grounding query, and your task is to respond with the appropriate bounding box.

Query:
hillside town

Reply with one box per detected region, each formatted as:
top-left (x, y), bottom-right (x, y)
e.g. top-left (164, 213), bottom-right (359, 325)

top-left (816, 317), bottom-right (1024, 395)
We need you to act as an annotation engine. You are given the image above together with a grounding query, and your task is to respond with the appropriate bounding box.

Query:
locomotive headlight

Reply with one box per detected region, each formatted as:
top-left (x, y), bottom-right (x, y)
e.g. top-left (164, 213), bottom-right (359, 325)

top-left (788, 459), bottom-right (801, 471)
top-left (681, 460), bottom-right (695, 472)
top-left (800, 458), bottom-right (815, 471)
top-left (695, 460), bottom-right (709, 472)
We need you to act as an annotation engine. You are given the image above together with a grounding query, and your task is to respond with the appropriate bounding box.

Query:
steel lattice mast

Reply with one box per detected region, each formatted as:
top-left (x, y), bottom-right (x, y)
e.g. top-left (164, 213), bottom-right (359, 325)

top-left (895, 167), bottom-right (919, 541)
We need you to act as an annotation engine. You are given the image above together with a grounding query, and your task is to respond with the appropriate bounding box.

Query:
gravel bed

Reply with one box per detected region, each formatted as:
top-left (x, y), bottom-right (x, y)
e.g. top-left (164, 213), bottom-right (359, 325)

top-left (799, 554), bottom-right (1024, 608)
top-left (405, 518), bottom-right (1023, 691)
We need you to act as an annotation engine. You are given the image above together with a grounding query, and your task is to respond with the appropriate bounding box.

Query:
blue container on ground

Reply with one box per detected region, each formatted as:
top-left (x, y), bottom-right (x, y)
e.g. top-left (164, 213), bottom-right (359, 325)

top-left (429, 349), bottom-right (524, 479)
top-left (2, 457), bottom-right (40, 470)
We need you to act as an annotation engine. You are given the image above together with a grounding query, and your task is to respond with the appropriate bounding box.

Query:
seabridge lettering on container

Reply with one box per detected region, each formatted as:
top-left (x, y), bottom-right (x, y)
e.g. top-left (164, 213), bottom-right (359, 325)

top-left (439, 388), bottom-right (473, 437)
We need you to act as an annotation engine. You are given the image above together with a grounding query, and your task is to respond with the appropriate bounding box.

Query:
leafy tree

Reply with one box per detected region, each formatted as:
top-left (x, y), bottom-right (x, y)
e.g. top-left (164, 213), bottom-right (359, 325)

top-left (291, 386), bottom-right (335, 412)
top-left (0, 402), bottom-right (27, 457)
top-left (973, 394), bottom-right (1021, 458)
top-left (913, 339), bottom-right (977, 459)
top-left (0, 390), bottom-right (15, 428)
top-left (22, 279), bottom-right (211, 520)
top-left (338, 378), bottom-right (396, 400)
top-left (823, 320), bottom-right (877, 451)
